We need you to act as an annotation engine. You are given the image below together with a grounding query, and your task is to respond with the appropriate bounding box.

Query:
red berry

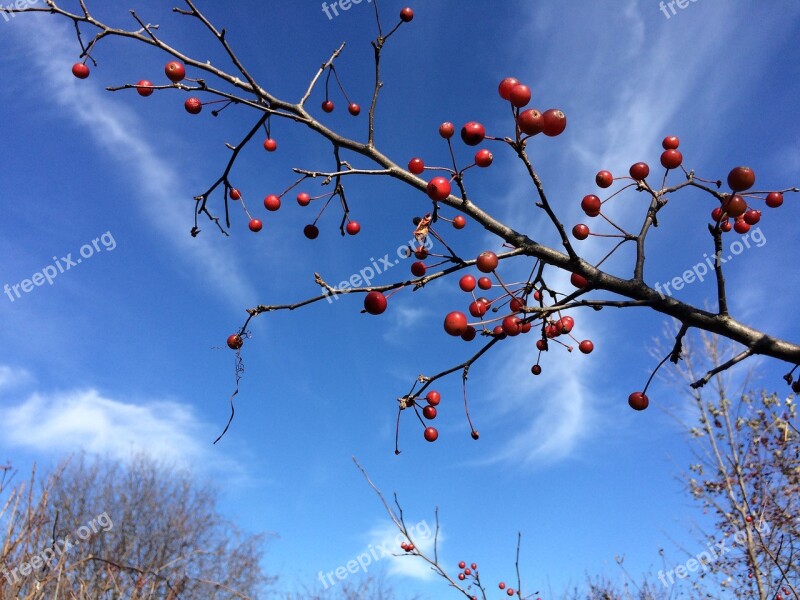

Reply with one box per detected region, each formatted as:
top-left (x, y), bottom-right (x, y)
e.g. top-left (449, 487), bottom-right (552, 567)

top-left (426, 390), bottom-right (441, 406)
top-left (541, 108), bottom-right (567, 136)
top-left (476, 251), bottom-right (498, 273)
top-left (509, 83), bottom-right (531, 108)
top-left (458, 573), bottom-right (466, 581)
top-left (458, 561), bottom-right (466, 569)
top-left (414, 247), bottom-right (429, 259)
top-left (733, 218), bottom-right (750, 234)
top-left (248, 218), bottom-right (263, 232)
top-left (348, 103), bottom-right (361, 116)
top-left (477, 277), bottom-right (492, 290)
top-left (459, 275), bottom-right (476, 292)
top-left (399, 7), bottom-right (414, 22)
top-left (468, 299), bottom-right (488, 318)
top-left (164, 61), bottom-right (186, 82)
top-left (727, 166), bottom-right (755, 192)
top-left (226, 334), bottom-right (243, 350)
top-left (422, 405), bottom-right (437, 420)
top-left (660, 149), bottom-right (682, 170)
top-left (427, 176), bottom-right (452, 201)
top-left (321, 100), bottom-right (334, 113)
top-left (628, 391), bottom-right (649, 411)
top-left (765, 191), bottom-right (783, 208)
top-left (263, 138), bottom-right (277, 152)
top-left (570, 272), bottom-right (588, 288)
top-left (444, 311), bottom-right (469, 336)
top-left (264, 194), bottom-right (281, 211)
top-left (135, 80), bottom-right (154, 96)
top-left (439, 122), bottom-right (455, 139)
top-left (492, 325), bottom-right (506, 338)
top-left (629, 162), bottom-right (650, 181)
top-left (470, 431), bottom-right (479, 440)
top-left (423, 427), bottom-right (438, 442)
top-left (517, 109), bottom-right (544, 136)
top-left (581, 194), bottom-right (602, 217)
top-left (572, 224), bottom-right (590, 240)
top-left (303, 224), bottom-right (319, 239)
top-left (229, 188), bottom-right (242, 201)
top-left (742, 209), bottom-right (761, 225)
top-left (71, 63), bottom-right (90, 79)
top-left (579, 340), bottom-right (594, 354)
top-left (411, 261), bottom-right (427, 277)
top-left (498, 77), bottom-right (520, 100)
top-left (346, 221), bottom-right (361, 235)
top-left (364, 291), bottom-right (387, 315)
top-left (509, 297), bottom-right (524, 312)
top-left (595, 170), bottom-right (613, 188)
top-left (722, 194), bottom-right (747, 218)
top-left (502, 316), bottom-right (521, 336)
top-left (720, 219), bottom-right (732, 232)
top-left (557, 316), bottom-right (575, 333)
top-left (711, 207), bottom-right (724, 222)
top-left (662, 135), bottom-right (680, 150)
top-left (470, 563), bottom-right (477, 570)
top-left (499, 582), bottom-right (506, 590)
top-left (531, 364), bottom-right (542, 375)
top-left (460, 121), bottom-right (486, 146)
top-left (296, 192), bottom-right (311, 206)
top-left (474, 149), bottom-right (493, 167)
top-left (461, 326), bottom-right (477, 341)
top-left (507, 590), bottom-right (514, 597)
top-left (184, 97), bottom-right (202, 114)
top-left (536, 339), bottom-right (547, 351)
top-left (453, 215), bottom-right (467, 229)
top-left (464, 569), bottom-right (471, 576)
top-left (408, 158), bottom-right (425, 174)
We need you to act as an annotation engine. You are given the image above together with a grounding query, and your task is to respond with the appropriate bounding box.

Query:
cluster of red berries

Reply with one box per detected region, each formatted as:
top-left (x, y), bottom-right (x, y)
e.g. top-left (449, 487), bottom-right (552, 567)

top-left (409, 390), bottom-right (440, 442)
top-left (399, 540), bottom-right (415, 552)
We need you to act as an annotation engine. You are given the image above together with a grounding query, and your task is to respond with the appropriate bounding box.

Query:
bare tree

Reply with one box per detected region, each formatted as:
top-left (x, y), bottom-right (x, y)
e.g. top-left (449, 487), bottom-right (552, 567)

top-left (1, 1), bottom-right (798, 448)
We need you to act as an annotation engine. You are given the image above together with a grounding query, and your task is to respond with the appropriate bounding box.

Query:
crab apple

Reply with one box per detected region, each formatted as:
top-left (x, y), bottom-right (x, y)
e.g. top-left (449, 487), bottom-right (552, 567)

top-left (628, 391), bottom-right (649, 411)
top-left (711, 207), bottom-right (724, 222)
top-left (509, 83), bottom-right (531, 107)
top-left (498, 77), bottom-right (520, 100)
top-left (531, 364), bottom-right (542, 375)
top-left (469, 300), bottom-right (488, 318)
top-left (502, 316), bottom-right (521, 336)
top-left (458, 561), bottom-right (466, 569)
top-left (509, 297), bottom-right (524, 312)
top-left (423, 427), bottom-right (438, 442)
top-left (499, 583), bottom-right (506, 590)
top-left (733, 218), bottom-right (750, 234)
top-left (229, 188), bottom-right (242, 200)
top-left (263, 138), bottom-right (277, 152)
top-left (184, 97), bottom-right (202, 114)
top-left (444, 311), bottom-right (469, 336)
top-left (460, 121), bottom-right (486, 146)
top-left (629, 162), bottom-right (650, 181)
top-left (248, 218), bottom-right (263, 232)
top-left (743, 209), bottom-right (761, 225)
top-left (321, 100), bottom-right (334, 113)
top-left (426, 176), bottom-right (452, 201)
top-left (439, 121), bottom-right (455, 138)
top-left (572, 223), bottom-right (590, 240)
top-left (660, 149), bottom-right (683, 170)
top-left (506, 590), bottom-right (515, 597)
top-left (461, 326), bottom-right (477, 341)
top-left (459, 274), bottom-right (476, 292)
top-left (595, 170), bottom-right (614, 188)
top-left (264, 194), bottom-right (281, 211)
top-left (474, 149), bottom-right (493, 167)
top-left (476, 251), bottom-right (499, 273)
top-left (414, 246), bottom-right (429, 259)
top-left (226, 334), bottom-right (243, 350)
top-left (400, 7), bottom-right (414, 21)
top-left (451, 215), bottom-right (467, 229)
top-left (557, 315), bottom-right (575, 333)
top-left (470, 430), bottom-right (480, 440)
top-left (422, 405), bottom-right (437, 420)
top-left (346, 221), bottom-right (361, 235)
top-left (408, 157), bottom-right (425, 174)
top-left (727, 166), bottom-right (755, 192)
top-left (477, 276), bottom-right (492, 290)
top-left (722, 194), bottom-right (747, 218)
top-left (536, 339), bottom-right (547, 351)
top-left (581, 194), bottom-right (602, 217)
top-left (493, 325), bottom-right (506, 338)
top-left (164, 61), bottom-right (186, 82)
top-left (411, 261), bottom-right (427, 277)
top-left (426, 390), bottom-right (441, 406)
top-left (71, 63), bottom-right (90, 79)
top-left (570, 272), bottom-right (588, 288)
top-left (458, 573), bottom-right (466, 581)
top-left (720, 219), bottom-right (732, 232)
top-left (517, 108), bottom-right (544, 136)
top-left (135, 80), bottom-right (154, 96)
top-left (662, 135), bottom-right (680, 149)
top-left (296, 192), bottom-right (311, 206)
top-left (541, 108), bottom-right (567, 136)
top-left (364, 291), bottom-right (387, 315)
top-left (464, 569), bottom-right (472, 576)
top-left (579, 340), bottom-right (594, 354)
top-left (303, 224), bottom-right (319, 239)
top-left (348, 102), bottom-right (361, 116)
top-left (765, 191), bottom-right (784, 208)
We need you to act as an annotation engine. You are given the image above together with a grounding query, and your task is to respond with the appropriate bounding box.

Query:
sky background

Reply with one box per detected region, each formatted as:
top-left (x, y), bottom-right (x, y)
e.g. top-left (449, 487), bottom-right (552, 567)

top-left (1, 1), bottom-right (799, 598)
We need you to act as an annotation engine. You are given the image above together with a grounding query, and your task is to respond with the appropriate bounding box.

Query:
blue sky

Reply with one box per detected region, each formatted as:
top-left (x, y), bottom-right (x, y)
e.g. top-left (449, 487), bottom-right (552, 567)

top-left (1, 1), bottom-right (798, 597)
